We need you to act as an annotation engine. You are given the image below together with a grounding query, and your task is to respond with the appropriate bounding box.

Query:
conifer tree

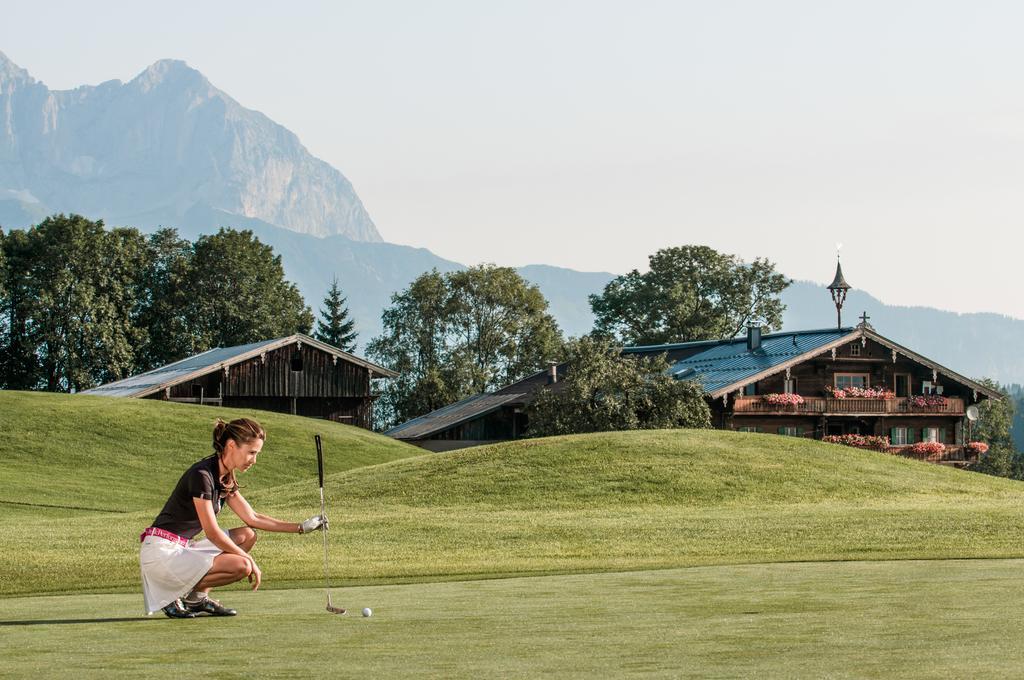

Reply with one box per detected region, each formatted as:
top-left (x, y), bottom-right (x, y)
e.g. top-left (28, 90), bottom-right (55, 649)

top-left (315, 277), bottom-right (358, 352)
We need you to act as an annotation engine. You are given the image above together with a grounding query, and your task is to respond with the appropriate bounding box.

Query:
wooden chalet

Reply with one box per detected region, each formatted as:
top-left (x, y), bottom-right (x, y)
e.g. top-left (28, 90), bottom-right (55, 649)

top-left (81, 334), bottom-right (398, 429)
top-left (387, 262), bottom-right (1001, 465)
top-left (622, 320), bottom-right (1000, 465)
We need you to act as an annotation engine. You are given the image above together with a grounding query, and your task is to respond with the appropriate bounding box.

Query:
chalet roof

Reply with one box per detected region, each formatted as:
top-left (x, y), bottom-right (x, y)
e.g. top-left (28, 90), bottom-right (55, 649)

top-left (384, 392), bottom-right (527, 440)
top-left (629, 326), bottom-right (1003, 401)
top-left (649, 328), bottom-right (853, 396)
top-left (81, 333), bottom-right (398, 398)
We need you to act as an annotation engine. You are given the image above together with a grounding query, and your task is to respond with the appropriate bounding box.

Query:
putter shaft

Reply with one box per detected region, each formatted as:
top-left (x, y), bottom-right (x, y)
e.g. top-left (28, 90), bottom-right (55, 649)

top-left (316, 435), bottom-right (346, 615)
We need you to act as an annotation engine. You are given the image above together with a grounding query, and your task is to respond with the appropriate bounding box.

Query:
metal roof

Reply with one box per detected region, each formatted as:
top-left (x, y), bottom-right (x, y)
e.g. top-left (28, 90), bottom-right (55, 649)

top-left (81, 333), bottom-right (398, 398)
top-left (653, 328), bottom-right (853, 396)
top-left (828, 261), bottom-right (852, 290)
top-left (385, 392), bottom-right (527, 440)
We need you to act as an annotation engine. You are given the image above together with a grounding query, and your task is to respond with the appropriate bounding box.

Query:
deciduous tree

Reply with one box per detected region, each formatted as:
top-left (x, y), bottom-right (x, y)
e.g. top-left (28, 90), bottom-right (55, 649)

top-left (367, 265), bottom-right (563, 429)
top-left (589, 245), bottom-right (790, 345)
top-left (178, 228), bottom-right (314, 353)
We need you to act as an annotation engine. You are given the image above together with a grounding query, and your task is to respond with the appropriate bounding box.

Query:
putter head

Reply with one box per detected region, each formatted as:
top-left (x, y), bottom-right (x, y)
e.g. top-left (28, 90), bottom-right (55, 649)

top-left (326, 605), bottom-right (347, 615)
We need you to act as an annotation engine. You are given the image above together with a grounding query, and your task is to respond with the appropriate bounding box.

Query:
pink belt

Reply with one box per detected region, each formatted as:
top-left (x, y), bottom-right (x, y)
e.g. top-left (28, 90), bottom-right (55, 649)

top-left (140, 526), bottom-right (189, 546)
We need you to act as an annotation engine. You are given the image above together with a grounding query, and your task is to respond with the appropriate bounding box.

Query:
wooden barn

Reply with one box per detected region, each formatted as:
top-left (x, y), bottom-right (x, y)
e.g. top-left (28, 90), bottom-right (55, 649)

top-left (81, 334), bottom-right (398, 428)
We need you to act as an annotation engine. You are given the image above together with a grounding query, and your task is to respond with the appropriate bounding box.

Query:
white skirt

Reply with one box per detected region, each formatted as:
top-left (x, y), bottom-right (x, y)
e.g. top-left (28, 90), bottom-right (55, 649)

top-left (139, 535), bottom-right (222, 614)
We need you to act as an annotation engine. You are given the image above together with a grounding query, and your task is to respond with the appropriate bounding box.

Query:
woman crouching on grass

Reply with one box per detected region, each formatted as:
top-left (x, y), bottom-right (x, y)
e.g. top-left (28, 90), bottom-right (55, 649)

top-left (139, 417), bottom-right (326, 618)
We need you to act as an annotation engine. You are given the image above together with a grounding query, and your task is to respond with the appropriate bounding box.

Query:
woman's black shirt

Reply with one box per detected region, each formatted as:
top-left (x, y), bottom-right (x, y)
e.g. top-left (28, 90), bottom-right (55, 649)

top-left (151, 455), bottom-right (224, 540)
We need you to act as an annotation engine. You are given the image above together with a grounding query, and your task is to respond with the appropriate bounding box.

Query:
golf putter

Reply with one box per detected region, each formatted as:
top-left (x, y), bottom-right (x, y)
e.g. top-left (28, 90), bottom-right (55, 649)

top-left (316, 434), bottom-right (346, 615)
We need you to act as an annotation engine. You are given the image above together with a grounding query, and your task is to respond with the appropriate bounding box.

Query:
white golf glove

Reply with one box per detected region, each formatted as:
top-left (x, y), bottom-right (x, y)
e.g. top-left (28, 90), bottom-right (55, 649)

top-left (300, 514), bottom-right (328, 533)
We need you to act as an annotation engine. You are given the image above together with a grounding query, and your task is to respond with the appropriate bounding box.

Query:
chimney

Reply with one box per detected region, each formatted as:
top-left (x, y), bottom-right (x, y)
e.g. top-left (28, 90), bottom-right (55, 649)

top-left (547, 362), bottom-right (558, 384)
top-left (746, 325), bottom-right (762, 351)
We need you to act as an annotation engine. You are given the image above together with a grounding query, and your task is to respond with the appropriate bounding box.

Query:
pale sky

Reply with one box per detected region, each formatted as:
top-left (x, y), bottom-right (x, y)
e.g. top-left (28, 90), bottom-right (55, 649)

top-left (3, 1), bottom-right (1023, 317)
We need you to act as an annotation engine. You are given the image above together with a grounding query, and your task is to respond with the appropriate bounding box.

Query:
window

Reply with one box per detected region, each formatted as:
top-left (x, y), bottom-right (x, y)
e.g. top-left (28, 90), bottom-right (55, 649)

top-left (922, 381), bottom-right (935, 395)
top-left (778, 426), bottom-right (801, 437)
top-left (922, 427), bottom-right (946, 444)
top-left (894, 374), bottom-right (910, 398)
top-left (890, 427), bottom-right (913, 445)
top-left (835, 373), bottom-right (869, 390)
top-left (784, 378), bottom-right (798, 394)
top-left (849, 343), bottom-right (861, 357)
top-left (737, 426), bottom-right (760, 433)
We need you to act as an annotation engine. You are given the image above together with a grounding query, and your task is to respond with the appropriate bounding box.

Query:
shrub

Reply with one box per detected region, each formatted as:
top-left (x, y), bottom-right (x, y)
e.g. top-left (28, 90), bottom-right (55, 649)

top-left (822, 434), bottom-right (890, 451)
top-left (525, 336), bottom-right (712, 437)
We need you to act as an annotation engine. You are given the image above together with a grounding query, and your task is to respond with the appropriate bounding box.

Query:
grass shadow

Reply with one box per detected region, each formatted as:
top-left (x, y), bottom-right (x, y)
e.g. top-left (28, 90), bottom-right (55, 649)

top-left (0, 617), bottom-right (153, 626)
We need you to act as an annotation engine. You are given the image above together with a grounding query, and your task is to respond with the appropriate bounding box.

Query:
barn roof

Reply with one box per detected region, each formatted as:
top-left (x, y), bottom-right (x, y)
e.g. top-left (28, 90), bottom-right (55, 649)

top-left (81, 333), bottom-right (398, 398)
top-left (384, 392), bottom-right (527, 439)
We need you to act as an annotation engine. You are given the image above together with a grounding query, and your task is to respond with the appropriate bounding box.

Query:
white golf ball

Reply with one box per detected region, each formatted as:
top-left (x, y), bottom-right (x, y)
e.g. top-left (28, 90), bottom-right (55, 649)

top-left (362, 607), bottom-right (372, 617)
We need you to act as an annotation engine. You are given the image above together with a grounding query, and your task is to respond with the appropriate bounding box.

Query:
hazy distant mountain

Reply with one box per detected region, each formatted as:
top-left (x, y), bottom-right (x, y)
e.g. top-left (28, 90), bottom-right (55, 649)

top-left (0, 51), bottom-right (379, 241)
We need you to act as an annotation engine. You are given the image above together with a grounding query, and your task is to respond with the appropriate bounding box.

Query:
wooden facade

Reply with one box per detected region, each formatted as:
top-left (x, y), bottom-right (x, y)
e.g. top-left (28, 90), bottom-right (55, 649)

top-left (85, 334), bottom-right (397, 429)
top-left (711, 333), bottom-right (995, 466)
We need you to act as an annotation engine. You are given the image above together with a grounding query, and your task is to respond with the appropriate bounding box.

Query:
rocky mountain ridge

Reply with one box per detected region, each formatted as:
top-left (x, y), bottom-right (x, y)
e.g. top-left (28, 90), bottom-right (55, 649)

top-left (0, 51), bottom-right (379, 241)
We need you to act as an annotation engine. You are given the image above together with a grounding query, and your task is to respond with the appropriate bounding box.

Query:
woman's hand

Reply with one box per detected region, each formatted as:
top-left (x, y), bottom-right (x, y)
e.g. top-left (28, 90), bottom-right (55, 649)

top-left (247, 557), bottom-right (262, 590)
top-left (299, 514), bottom-right (328, 533)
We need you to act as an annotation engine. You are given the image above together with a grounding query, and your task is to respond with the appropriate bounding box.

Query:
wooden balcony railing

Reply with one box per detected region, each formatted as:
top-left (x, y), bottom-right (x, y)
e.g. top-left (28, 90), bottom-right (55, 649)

top-left (733, 396), bottom-right (965, 416)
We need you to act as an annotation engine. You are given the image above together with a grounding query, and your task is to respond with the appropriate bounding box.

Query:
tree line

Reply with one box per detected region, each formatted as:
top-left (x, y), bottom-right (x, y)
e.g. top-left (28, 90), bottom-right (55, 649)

top-left (0, 214), bottom-right (351, 392)
top-left (2, 214), bottom-right (791, 437)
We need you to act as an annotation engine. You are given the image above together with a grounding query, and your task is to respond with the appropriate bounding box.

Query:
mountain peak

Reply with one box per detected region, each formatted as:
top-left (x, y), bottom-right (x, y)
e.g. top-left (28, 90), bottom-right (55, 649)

top-left (0, 50), bottom-right (34, 86)
top-left (131, 58), bottom-right (207, 92)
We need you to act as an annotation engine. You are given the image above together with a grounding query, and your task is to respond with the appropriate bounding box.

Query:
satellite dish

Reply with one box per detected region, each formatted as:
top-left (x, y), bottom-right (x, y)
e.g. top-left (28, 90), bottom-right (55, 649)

top-left (966, 405), bottom-right (980, 422)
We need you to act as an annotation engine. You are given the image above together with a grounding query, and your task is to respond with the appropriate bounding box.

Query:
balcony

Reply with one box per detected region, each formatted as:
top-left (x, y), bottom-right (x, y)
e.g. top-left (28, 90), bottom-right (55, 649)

top-left (732, 396), bottom-right (965, 416)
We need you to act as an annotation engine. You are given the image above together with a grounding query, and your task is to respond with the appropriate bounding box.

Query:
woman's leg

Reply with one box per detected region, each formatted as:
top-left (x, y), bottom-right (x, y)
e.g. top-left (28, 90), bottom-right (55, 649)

top-left (191, 527), bottom-right (258, 593)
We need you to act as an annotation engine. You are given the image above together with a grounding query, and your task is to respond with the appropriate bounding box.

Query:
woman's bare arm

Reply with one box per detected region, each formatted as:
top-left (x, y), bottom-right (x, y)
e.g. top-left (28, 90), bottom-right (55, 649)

top-left (193, 497), bottom-right (253, 557)
top-left (225, 492), bottom-right (302, 533)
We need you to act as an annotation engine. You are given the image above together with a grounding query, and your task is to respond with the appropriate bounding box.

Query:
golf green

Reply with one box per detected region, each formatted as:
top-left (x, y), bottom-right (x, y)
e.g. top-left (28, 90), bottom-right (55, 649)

top-left (3, 559), bottom-right (1023, 678)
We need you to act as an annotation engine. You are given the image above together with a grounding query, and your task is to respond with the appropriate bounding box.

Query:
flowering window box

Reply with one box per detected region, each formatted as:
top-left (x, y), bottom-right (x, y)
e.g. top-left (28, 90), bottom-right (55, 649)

top-left (761, 393), bottom-right (805, 409)
top-left (822, 434), bottom-right (890, 451)
top-left (825, 386), bottom-right (895, 400)
top-left (965, 441), bottom-right (989, 456)
top-left (907, 395), bottom-right (947, 410)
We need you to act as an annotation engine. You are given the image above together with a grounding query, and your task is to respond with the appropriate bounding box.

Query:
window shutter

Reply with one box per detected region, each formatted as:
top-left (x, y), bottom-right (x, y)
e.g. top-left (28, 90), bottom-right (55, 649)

top-left (890, 427), bottom-right (897, 443)
top-left (796, 428), bottom-right (803, 436)
top-left (938, 428), bottom-right (946, 444)
top-left (778, 427), bottom-right (786, 435)
top-left (908, 428), bottom-right (917, 444)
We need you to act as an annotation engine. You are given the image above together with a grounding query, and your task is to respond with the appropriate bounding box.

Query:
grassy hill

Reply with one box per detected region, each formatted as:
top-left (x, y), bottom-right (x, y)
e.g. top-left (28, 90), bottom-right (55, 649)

top-left (3, 391), bottom-right (1024, 598)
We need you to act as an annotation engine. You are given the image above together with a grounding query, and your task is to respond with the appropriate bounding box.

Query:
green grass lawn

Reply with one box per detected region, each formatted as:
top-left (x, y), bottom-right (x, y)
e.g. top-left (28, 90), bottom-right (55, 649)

top-left (3, 560), bottom-right (1024, 679)
top-left (5, 391), bottom-right (1024, 676)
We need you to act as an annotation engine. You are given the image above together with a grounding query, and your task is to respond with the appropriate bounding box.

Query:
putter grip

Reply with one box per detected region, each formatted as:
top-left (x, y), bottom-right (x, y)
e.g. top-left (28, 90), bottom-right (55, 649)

top-left (315, 434), bottom-right (324, 489)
